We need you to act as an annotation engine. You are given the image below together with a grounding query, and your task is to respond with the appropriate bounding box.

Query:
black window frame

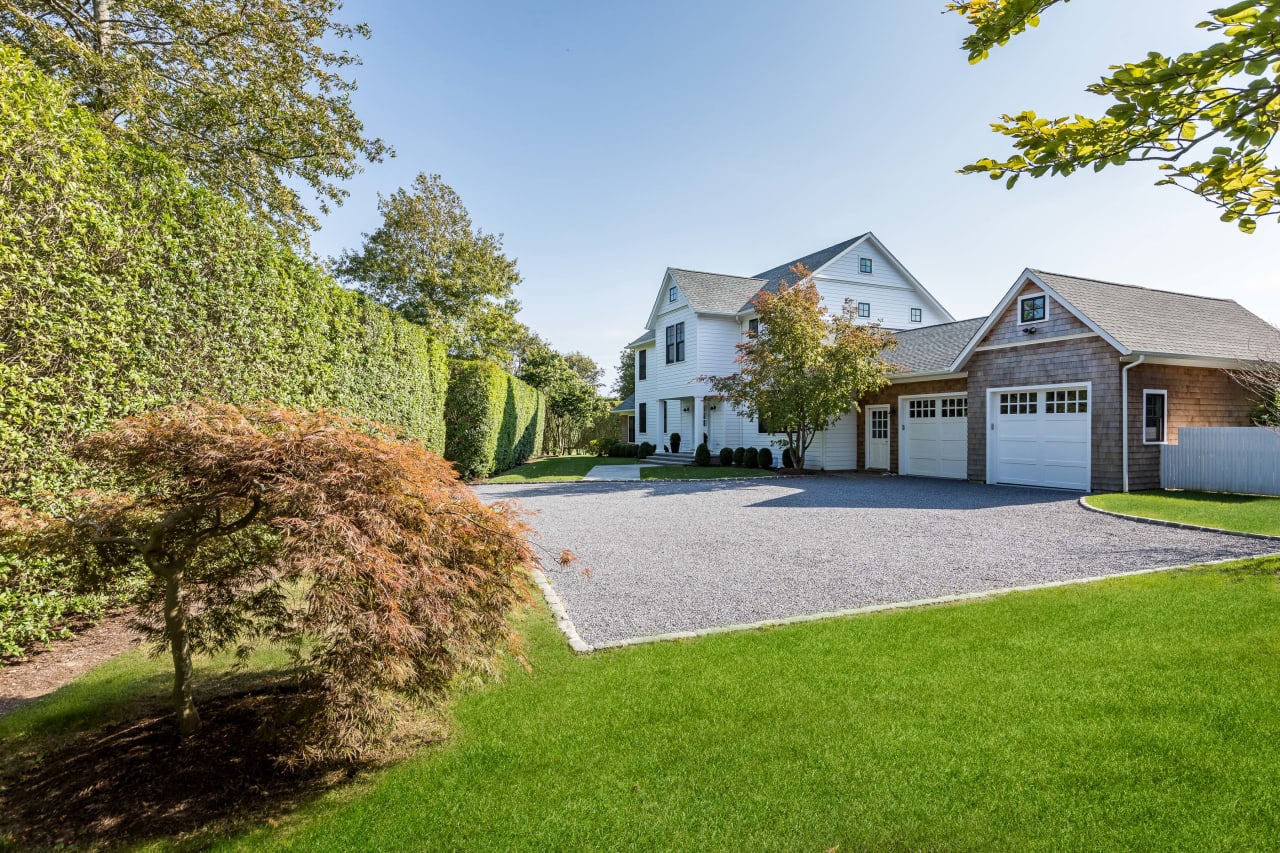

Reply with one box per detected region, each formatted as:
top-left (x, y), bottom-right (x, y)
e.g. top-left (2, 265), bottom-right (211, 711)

top-left (668, 285), bottom-right (678, 303)
top-left (1143, 390), bottom-right (1167, 444)
top-left (665, 325), bottom-right (675, 363)
top-left (1020, 294), bottom-right (1046, 324)
top-left (857, 302), bottom-right (871, 318)
top-left (757, 417), bottom-right (769, 434)
top-left (664, 322), bottom-right (684, 363)
top-left (748, 318), bottom-right (759, 337)
top-left (662, 403), bottom-right (668, 433)
top-left (637, 349), bottom-right (647, 381)
top-left (859, 257), bottom-right (873, 274)
top-left (910, 307), bottom-right (922, 323)
top-left (638, 402), bottom-right (647, 433)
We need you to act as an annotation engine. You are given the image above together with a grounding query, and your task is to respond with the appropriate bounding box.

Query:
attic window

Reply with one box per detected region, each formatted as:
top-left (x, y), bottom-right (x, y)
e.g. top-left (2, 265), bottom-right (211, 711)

top-left (859, 257), bottom-right (873, 274)
top-left (1019, 294), bottom-right (1046, 324)
top-left (857, 302), bottom-right (871, 318)
top-left (668, 286), bottom-right (678, 303)
top-left (910, 308), bottom-right (922, 323)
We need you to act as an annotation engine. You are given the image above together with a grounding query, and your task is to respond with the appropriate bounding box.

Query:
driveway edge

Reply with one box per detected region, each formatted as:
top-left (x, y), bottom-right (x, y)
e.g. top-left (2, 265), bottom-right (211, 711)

top-left (1077, 497), bottom-right (1280, 541)
top-left (530, 568), bottom-right (593, 653)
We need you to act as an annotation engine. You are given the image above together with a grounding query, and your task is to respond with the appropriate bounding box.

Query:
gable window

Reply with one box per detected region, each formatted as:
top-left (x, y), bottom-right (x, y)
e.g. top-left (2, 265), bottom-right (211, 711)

top-left (1143, 390), bottom-right (1167, 444)
top-left (910, 308), bottom-right (922, 323)
top-left (638, 349), bottom-right (647, 381)
top-left (669, 286), bottom-right (678, 303)
top-left (1019, 293), bottom-right (1046, 324)
top-left (859, 257), bottom-right (873, 274)
top-left (748, 318), bottom-right (759, 337)
top-left (665, 322), bottom-right (685, 364)
top-left (638, 402), bottom-right (647, 433)
top-left (857, 302), bottom-right (871, 318)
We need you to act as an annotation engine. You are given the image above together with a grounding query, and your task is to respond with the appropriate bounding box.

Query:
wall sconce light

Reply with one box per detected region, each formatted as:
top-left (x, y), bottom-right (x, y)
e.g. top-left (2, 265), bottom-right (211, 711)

top-left (1022, 325), bottom-right (1038, 335)
top-left (682, 406), bottom-right (690, 412)
top-left (709, 404), bottom-right (717, 411)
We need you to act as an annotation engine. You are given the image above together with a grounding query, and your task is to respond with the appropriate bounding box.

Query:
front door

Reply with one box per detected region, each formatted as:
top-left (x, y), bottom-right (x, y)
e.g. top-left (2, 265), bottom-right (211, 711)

top-left (867, 405), bottom-right (890, 469)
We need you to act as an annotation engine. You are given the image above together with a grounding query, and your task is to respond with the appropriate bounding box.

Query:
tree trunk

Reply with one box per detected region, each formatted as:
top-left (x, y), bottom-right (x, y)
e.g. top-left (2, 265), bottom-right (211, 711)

top-left (162, 567), bottom-right (201, 736)
top-left (91, 0), bottom-right (113, 117)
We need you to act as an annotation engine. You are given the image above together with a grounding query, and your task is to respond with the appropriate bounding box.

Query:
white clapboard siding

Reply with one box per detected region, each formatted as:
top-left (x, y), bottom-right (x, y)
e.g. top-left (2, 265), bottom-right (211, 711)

top-left (1161, 427), bottom-right (1280, 497)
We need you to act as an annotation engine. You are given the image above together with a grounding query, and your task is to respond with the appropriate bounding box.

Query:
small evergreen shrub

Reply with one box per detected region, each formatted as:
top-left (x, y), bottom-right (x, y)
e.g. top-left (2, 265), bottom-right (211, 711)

top-left (759, 447), bottom-right (774, 468)
top-left (590, 437), bottom-right (619, 456)
top-left (719, 447), bottom-right (734, 466)
top-left (733, 447), bottom-right (746, 465)
top-left (744, 447), bottom-right (759, 468)
top-left (694, 443), bottom-right (711, 466)
top-left (670, 432), bottom-right (682, 453)
top-left (782, 447), bottom-right (794, 469)
top-left (639, 442), bottom-right (656, 458)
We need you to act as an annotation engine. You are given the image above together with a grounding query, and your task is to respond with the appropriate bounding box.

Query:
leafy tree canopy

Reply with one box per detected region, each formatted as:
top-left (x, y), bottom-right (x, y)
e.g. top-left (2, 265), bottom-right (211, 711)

top-left (949, 0), bottom-right (1280, 231)
top-left (703, 265), bottom-right (895, 470)
top-left (334, 173), bottom-right (528, 367)
top-left (1, 0), bottom-right (389, 242)
top-left (611, 348), bottom-right (636, 401)
top-left (517, 338), bottom-right (610, 454)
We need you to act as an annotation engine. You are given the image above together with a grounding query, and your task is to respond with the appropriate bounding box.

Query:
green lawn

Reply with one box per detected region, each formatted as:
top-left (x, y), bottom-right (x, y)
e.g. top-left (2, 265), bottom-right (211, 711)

top-left (640, 465), bottom-right (778, 480)
top-left (1086, 490), bottom-right (1280, 536)
top-left (483, 455), bottom-right (635, 483)
top-left (7, 560), bottom-right (1280, 850)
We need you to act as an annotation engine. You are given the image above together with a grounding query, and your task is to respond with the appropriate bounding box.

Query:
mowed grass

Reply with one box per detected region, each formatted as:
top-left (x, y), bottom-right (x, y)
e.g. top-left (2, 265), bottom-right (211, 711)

top-left (215, 558), bottom-right (1280, 852)
top-left (640, 465), bottom-right (778, 480)
top-left (483, 455), bottom-right (635, 483)
top-left (1087, 490), bottom-right (1280, 536)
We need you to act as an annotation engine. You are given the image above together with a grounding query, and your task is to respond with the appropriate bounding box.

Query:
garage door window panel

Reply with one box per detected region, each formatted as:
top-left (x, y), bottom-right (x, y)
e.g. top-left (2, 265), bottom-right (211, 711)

top-left (908, 399), bottom-right (936, 418)
top-left (1046, 389), bottom-right (1088, 414)
top-left (941, 397), bottom-right (967, 418)
top-left (999, 392), bottom-right (1038, 415)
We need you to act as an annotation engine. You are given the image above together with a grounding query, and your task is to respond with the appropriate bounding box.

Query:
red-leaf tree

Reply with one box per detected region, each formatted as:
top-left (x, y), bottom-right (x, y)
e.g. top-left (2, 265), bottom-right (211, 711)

top-left (0, 402), bottom-right (540, 763)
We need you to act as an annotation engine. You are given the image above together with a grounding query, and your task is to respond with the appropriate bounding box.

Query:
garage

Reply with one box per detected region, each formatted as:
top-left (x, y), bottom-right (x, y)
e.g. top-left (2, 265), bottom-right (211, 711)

top-left (899, 394), bottom-right (968, 479)
top-left (988, 385), bottom-right (1091, 491)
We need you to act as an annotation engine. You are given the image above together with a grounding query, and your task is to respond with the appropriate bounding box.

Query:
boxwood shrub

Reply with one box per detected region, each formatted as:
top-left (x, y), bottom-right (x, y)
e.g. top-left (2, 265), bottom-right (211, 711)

top-left (694, 443), bottom-right (711, 466)
top-left (733, 447), bottom-right (746, 466)
top-left (719, 447), bottom-right (734, 466)
top-left (444, 361), bottom-right (546, 479)
top-left (744, 447), bottom-right (759, 468)
top-left (759, 447), bottom-right (774, 468)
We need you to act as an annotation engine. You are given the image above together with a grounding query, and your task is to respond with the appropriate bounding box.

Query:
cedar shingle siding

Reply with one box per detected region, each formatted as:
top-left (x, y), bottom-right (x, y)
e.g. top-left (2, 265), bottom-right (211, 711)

top-left (856, 378), bottom-right (969, 473)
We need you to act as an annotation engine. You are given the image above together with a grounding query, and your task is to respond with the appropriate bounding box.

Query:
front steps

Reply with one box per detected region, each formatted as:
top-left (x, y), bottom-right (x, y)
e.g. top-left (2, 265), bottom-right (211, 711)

top-left (646, 451), bottom-right (695, 465)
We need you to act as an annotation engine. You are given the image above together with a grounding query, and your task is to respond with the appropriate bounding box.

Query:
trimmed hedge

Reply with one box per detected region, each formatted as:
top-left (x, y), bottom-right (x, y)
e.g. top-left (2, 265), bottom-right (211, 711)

top-left (719, 447), bottom-right (734, 466)
top-left (694, 443), bottom-right (711, 467)
top-left (445, 361), bottom-right (546, 479)
top-left (744, 447), bottom-right (759, 469)
top-left (0, 46), bottom-right (448, 505)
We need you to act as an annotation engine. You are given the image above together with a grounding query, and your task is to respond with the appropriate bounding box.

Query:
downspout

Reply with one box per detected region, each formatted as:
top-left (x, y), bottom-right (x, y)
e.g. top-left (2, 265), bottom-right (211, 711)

top-left (1121, 355), bottom-right (1146, 493)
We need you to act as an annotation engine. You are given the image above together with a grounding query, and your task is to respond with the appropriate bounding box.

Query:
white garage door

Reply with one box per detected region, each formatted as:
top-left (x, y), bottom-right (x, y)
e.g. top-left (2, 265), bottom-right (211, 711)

top-left (900, 395), bottom-right (968, 479)
top-left (990, 386), bottom-right (1091, 491)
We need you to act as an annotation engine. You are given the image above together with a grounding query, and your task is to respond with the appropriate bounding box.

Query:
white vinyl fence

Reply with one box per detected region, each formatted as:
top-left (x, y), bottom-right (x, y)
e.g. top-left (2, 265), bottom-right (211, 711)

top-left (1161, 427), bottom-right (1280, 496)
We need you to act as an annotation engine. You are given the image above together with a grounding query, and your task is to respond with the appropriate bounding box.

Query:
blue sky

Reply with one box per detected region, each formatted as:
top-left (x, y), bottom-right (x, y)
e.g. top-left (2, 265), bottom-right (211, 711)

top-left (314, 1), bottom-right (1280, 390)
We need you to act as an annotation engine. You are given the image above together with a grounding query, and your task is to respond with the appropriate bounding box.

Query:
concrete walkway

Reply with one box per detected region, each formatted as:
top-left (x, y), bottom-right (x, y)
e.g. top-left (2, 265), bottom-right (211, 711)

top-left (582, 463), bottom-right (660, 481)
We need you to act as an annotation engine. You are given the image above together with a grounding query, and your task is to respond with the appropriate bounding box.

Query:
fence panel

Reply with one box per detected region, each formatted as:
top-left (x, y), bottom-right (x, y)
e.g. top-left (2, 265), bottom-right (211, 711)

top-left (1161, 427), bottom-right (1280, 496)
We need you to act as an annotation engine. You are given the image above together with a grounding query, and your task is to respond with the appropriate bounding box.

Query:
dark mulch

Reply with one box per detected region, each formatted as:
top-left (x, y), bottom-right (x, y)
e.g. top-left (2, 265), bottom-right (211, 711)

top-left (0, 687), bottom-right (340, 851)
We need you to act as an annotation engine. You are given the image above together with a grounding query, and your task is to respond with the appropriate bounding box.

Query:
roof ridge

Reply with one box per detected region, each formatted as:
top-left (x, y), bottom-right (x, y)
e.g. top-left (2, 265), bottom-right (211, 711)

top-left (894, 316), bottom-right (987, 333)
top-left (752, 233), bottom-right (868, 279)
top-left (1033, 269), bottom-right (1237, 304)
top-left (668, 267), bottom-right (766, 282)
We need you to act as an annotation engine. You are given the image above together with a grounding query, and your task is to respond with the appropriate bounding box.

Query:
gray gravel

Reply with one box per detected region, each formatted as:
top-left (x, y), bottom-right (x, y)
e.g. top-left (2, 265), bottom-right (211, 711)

top-left (473, 475), bottom-right (1279, 646)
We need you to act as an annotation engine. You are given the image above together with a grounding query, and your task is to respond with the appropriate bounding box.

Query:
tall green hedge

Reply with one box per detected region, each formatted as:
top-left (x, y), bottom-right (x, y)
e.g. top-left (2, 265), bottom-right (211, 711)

top-left (445, 361), bottom-right (546, 479)
top-left (0, 46), bottom-right (447, 505)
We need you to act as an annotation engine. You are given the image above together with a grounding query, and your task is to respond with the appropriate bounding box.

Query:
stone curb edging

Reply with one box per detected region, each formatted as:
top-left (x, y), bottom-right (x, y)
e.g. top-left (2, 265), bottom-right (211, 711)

top-left (529, 568), bottom-right (592, 653)
top-left (1077, 496), bottom-right (1280, 541)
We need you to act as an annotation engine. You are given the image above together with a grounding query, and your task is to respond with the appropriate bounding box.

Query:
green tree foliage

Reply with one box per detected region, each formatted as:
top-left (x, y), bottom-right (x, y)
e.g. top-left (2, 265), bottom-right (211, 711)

top-left (444, 361), bottom-right (545, 479)
top-left (703, 265), bottom-right (895, 470)
top-left (334, 173), bottom-right (528, 366)
top-left (949, 1), bottom-right (1280, 232)
top-left (0, 0), bottom-right (388, 240)
top-left (517, 340), bottom-right (610, 455)
top-left (611, 347), bottom-right (636, 400)
top-left (2, 403), bottom-right (539, 761)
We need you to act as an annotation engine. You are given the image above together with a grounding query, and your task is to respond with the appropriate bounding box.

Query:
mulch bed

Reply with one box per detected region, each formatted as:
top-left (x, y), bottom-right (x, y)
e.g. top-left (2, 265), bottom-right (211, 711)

top-left (0, 613), bottom-right (142, 718)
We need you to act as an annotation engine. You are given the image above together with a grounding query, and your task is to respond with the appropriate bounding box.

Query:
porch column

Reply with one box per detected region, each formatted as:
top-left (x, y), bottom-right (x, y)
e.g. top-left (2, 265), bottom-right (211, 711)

top-left (693, 396), bottom-right (704, 450)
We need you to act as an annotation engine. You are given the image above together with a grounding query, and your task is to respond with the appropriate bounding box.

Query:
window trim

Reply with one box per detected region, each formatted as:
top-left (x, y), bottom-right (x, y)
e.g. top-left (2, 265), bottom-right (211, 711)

top-left (857, 302), bottom-right (871, 319)
top-left (859, 257), bottom-right (873, 274)
top-left (1018, 292), bottom-right (1047, 325)
top-left (637, 349), bottom-right (646, 381)
top-left (910, 307), bottom-right (922, 324)
top-left (665, 323), bottom-right (686, 364)
top-left (638, 402), bottom-right (647, 433)
top-left (1143, 389), bottom-right (1168, 445)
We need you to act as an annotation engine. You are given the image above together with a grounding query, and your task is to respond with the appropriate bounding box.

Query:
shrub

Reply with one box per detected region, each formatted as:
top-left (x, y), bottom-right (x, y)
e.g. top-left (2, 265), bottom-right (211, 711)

top-left (744, 447), bottom-right (759, 468)
top-left (588, 437), bottom-right (618, 457)
top-left (444, 361), bottom-right (546, 479)
top-left (694, 443), bottom-right (711, 466)
top-left (759, 447), bottom-right (774, 468)
top-left (1, 403), bottom-right (541, 764)
top-left (782, 447), bottom-right (794, 469)
top-left (719, 447), bottom-right (734, 466)
top-left (639, 442), bottom-right (656, 459)
top-left (734, 447), bottom-right (746, 465)
top-left (670, 432), bottom-right (682, 453)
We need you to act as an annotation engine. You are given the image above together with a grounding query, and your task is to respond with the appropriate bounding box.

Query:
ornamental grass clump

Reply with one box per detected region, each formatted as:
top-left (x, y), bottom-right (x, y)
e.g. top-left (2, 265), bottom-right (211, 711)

top-left (0, 402), bottom-right (543, 765)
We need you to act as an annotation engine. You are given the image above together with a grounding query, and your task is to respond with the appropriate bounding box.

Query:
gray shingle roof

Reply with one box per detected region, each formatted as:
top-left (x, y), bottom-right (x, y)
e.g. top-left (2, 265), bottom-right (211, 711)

top-left (1034, 270), bottom-right (1280, 362)
top-left (890, 317), bottom-right (986, 374)
top-left (668, 268), bottom-right (766, 316)
top-left (612, 393), bottom-right (635, 414)
top-left (627, 329), bottom-right (655, 348)
top-left (743, 234), bottom-right (869, 310)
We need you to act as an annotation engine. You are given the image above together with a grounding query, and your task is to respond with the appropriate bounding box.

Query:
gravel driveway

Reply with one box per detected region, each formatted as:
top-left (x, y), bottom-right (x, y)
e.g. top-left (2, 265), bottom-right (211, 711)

top-left (473, 475), bottom-right (1279, 647)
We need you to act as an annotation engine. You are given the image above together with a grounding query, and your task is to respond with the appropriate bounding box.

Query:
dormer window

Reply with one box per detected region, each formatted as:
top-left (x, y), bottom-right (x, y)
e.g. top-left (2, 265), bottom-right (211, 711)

top-left (859, 258), bottom-right (873, 274)
top-left (1019, 293), bottom-right (1046, 324)
top-left (668, 286), bottom-right (678, 303)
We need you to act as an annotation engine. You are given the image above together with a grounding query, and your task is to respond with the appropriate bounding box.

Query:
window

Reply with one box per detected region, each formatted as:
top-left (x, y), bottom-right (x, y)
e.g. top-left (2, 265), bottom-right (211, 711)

top-left (628, 417), bottom-right (636, 443)
top-left (1019, 294), bottom-right (1046, 324)
top-left (669, 286), bottom-right (678, 303)
top-left (940, 397), bottom-right (967, 418)
top-left (639, 402), bottom-right (647, 433)
top-left (859, 257), bottom-right (873, 274)
top-left (1144, 390), bottom-right (1167, 444)
top-left (910, 307), bottom-right (923, 323)
top-left (665, 322), bottom-right (685, 363)
top-left (907, 398), bottom-right (937, 419)
top-left (870, 408), bottom-right (889, 440)
top-left (638, 349), bottom-right (647, 381)
top-left (757, 417), bottom-right (769, 434)
top-left (748, 318), bottom-right (759, 337)
top-left (1045, 388), bottom-right (1088, 414)
top-left (662, 403), bottom-right (668, 433)
top-left (857, 302), bottom-right (871, 318)
top-left (999, 392), bottom-right (1038, 415)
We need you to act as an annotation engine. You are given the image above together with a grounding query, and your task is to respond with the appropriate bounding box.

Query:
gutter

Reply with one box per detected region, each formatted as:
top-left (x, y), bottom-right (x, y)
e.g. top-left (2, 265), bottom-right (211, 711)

top-left (1121, 355), bottom-right (1145, 493)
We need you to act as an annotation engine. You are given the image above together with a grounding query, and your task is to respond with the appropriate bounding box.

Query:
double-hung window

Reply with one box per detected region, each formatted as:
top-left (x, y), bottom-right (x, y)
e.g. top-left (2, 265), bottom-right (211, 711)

top-left (1143, 390), bottom-right (1167, 444)
top-left (757, 416), bottom-right (769, 434)
top-left (665, 322), bottom-right (685, 363)
top-left (638, 349), bottom-right (647, 381)
top-left (638, 402), bottom-right (647, 433)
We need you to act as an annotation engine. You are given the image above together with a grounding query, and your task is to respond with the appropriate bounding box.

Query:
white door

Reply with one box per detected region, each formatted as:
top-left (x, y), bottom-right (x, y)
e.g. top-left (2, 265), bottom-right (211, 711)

top-left (990, 386), bottom-right (1091, 491)
top-left (866, 405), bottom-right (890, 469)
top-left (900, 395), bottom-right (968, 479)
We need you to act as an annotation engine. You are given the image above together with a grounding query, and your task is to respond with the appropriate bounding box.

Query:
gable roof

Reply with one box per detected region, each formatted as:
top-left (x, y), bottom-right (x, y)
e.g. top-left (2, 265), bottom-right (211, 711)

top-left (889, 317), bottom-right (986, 375)
top-left (612, 393), bottom-right (635, 414)
top-left (627, 329), bottom-right (655, 348)
top-left (749, 234), bottom-right (869, 297)
top-left (951, 268), bottom-right (1280, 369)
top-left (668, 268), bottom-right (767, 316)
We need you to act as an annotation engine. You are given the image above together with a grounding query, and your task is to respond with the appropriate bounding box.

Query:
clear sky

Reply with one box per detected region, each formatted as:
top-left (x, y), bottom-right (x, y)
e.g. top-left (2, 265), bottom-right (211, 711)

top-left (312, 1), bottom-right (1280, 391)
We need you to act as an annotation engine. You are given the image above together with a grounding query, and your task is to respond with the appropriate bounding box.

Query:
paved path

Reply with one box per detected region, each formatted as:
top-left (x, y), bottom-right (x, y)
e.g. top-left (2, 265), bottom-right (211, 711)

top-left (475, 475), bottom-right (1279, 647)
top-left (581, 463), bottom-right (658, 481)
